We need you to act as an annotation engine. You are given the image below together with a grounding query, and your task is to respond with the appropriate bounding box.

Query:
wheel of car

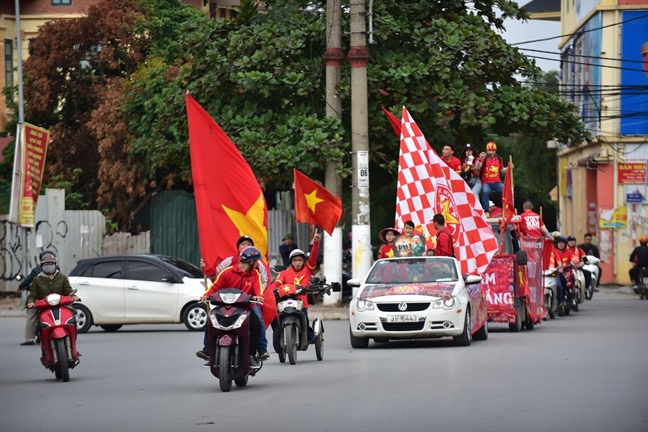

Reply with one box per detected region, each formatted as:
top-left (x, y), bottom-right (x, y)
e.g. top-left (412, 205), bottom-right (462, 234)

top-left (73, 304), bottom-right (93, 333)
top-left (183, 303), bottom-right (207, 331)
top-left (453, 309), bottom-right (472, 346)
top-left (473, 321), bottom-right (488, 341)
top-left (349, 326), bottom-right (369, 349)
top-left (100, 325), bottom-right (122, 332)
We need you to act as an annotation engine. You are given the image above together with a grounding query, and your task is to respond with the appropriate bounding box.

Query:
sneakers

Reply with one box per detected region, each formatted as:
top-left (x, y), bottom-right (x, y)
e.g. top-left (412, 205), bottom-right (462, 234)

top-left (195, 350), bottom-right (209, 361)
top-left (308, 335), bottom-right (317, 345)
top-left (594, 287), bottom-right (599, 292)
top-left (249, 356), bottom-right (261, 369)
top-left (258, 349), bottom-right (270, 360)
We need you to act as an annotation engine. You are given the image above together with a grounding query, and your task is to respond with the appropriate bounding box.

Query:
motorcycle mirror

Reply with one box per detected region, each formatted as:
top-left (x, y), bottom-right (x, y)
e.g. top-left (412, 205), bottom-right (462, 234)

top-left (15, 275), bottom-right (24, 281)
top-left (331, 282), bottom-right (342, 292)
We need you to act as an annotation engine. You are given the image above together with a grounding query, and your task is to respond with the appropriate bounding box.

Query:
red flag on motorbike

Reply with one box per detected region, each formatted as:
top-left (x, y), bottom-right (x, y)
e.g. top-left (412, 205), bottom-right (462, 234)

top-left (293, 169), bottom-right (342, 236)
top-left (185, 94), bottom-right (268, 276)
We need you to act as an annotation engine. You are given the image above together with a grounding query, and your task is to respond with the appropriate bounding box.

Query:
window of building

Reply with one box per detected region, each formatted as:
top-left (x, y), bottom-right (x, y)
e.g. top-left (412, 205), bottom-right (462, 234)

top-left (4, 40), bottom-right (12, 88)
top-left (51, 0), bottom-right (72, 5)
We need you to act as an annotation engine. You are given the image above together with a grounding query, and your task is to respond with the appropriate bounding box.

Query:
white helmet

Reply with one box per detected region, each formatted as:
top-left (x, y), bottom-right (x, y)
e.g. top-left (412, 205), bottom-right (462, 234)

top-left (289, 249), bottom-right (306, 261)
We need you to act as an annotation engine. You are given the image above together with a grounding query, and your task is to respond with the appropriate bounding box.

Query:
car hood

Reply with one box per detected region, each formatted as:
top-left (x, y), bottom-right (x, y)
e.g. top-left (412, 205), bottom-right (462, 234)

top-left (358, 283), bottom-right (456, 300)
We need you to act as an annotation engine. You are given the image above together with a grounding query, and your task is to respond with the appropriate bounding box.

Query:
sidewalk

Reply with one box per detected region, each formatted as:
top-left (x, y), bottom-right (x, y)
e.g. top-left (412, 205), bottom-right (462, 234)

top-left (0, 297), bottom-right (26, 318)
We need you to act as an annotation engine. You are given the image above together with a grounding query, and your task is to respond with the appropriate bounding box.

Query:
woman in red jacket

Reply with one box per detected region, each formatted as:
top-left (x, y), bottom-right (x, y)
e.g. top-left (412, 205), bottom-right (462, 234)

top-left (378, 227), bottom-right (400, 259)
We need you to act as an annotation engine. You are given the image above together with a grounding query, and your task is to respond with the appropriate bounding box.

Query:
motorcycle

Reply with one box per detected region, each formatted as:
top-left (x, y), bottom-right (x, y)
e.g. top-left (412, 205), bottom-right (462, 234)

top-left (542, 269), bottom-right (558, 319)
top-left (558, 265), bottom-right (578, 316)
top-left (206, 288), bottom-right (262, 392)
top-left (33, 293), bottom-right (81, 382)
top-left (273, 277), bottom-right (341, 365)
top-left (583, 255), bottom-right (600, 300)
top-left (572, 266), bottom-right (586, 309)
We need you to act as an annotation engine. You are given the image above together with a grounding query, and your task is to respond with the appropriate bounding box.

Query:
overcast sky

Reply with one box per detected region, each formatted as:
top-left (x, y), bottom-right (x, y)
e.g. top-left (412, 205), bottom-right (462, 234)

top-left (500, 11), bottom-right (563, 73)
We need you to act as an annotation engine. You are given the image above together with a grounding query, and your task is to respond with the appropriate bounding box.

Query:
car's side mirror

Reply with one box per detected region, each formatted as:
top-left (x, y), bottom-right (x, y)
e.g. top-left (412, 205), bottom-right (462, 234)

top-left (465, 275), bottom-right (482, 285)
top-left (347, 278), bottom-right (361, 287)
top-left (161, 273), bottom-right (179, 283)
top-left (516, 250), bottom-right (528, 266)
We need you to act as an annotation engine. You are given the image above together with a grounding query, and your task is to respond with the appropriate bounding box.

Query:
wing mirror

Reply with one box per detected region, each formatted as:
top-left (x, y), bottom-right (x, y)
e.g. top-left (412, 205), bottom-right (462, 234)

top-left (331, 282), bottom-right (342, 292)
top-left (465, 275), bottom-right (482, 285)
top-left (161, 273), bottom-right (179, 283)
top-left (347, 278), bottom-right (361, 287)
top-left (15, 274), bottom-right (24, 281)
top-left (516, 250), bottom-right (528, 266)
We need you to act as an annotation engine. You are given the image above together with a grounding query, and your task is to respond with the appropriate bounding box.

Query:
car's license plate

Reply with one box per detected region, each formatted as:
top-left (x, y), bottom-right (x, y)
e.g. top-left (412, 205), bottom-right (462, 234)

top-left (388, 314), bottom-right (420, 322)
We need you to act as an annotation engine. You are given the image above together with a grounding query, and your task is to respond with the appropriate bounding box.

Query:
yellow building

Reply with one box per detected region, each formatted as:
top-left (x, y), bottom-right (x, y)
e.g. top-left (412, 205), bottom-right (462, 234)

top-left (0, 0), bottom-right (241, 135)
top-left (528, 0), bottom-right (648, 284)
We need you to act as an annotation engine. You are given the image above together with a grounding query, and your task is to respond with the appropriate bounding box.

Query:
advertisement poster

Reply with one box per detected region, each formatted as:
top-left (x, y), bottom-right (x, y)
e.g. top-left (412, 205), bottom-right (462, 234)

top-left (620, 11), bottom-right (648, 135)
top-left (19, 123), bottom-right (50, 227)
top-left (519, 236), bottom-right (546, 322)
top-left (599, 206), bottom-right (628, 229)
top-left (618, 162), bottom-right (647, 184)
top-left (393, 235), bottom-right (426, 257)
top-left (482, 255), bottom-right (516, 323)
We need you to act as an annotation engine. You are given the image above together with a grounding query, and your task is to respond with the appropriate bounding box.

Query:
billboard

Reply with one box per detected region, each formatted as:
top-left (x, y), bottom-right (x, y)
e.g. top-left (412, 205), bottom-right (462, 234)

top-left (620, 11), bottom-right (648, 135)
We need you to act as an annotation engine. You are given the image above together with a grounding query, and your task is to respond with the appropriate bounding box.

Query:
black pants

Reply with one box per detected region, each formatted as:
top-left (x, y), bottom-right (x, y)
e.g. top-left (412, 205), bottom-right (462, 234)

top-left (582, 269), bottom-right (592, 290)
top-left (248, 311), bottom-right (262, 357)
top-left (628, 267), bottom-right (648, 286)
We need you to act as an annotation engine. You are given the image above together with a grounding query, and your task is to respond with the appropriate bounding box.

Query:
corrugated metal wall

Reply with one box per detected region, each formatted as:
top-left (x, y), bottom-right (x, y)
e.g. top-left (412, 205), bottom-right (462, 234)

top-left (103, 232), bottom-right (150, 255)
top-left (150, 190), bottom-right (200, 266)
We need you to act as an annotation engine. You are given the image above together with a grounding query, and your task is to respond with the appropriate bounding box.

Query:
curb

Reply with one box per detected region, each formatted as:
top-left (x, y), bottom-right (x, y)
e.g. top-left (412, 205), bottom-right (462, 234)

top-left (316, 312), bottom-right (349, 321)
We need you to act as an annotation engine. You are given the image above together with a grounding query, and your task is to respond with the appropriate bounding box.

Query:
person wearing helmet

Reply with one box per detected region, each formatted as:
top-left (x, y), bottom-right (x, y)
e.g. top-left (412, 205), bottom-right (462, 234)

top-left (271, 231), bottom-right (322, 346)
top-left (549, 236), bottom-right (573, 306)
top-left (478, 141), bottom-right (513, 215)
top-left (197, 235), bottom-right (270, 361)
top-left (629, 235), bottom-right (648, 292)
top-left (567, 235), bottom-right (592, 293)
top-left (19, 251), bottom-right (60, 345)
top-left (25, 253), bottom-right (78, 345)
top-left (200, 246), bottom-right (265, 368)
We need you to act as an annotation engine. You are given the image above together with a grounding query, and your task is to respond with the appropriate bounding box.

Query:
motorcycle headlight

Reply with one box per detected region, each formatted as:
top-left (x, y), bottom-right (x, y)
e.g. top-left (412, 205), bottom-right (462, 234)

top-left (210, 314), bottom-right (247, 330)
top-left (46, 294), bottom-right (61, 306)
top-left (220, 293), bottom-right (241, 304)
top-left (356, 299), bottom-right (374, 311)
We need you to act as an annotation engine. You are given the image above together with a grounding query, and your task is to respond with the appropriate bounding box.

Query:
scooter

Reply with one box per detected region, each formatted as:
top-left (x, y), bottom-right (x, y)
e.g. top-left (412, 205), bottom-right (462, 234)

top-left (273, 277), bottom-right (341, 365)
top-left (583, 255), bottom-right (600, 300)
top-left (206, 288), bottom-right (262, 393)
top-left (34, 293), bottom-right (81, 382)
top-left (542, 269), bottom-right (558, 319)
top-left (558, 265), bottom-right (578, 316)
top-left (572, 267), bottom-right (586, 309)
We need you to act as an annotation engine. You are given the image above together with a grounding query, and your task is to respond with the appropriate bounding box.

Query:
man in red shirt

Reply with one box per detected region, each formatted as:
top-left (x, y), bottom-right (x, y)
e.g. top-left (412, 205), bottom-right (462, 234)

top-left (516, 200), bottom-right (550, 238)
top-left (549, 237), bottom-right (574, 305)
top-left (479, 141), bottom-right (513, 213)
top-left (432, 214), bottom-right (455, 257)
top-left (200, 246), bottom-right (265, 368)
top-left (441, 144), bottom-right (462, 174)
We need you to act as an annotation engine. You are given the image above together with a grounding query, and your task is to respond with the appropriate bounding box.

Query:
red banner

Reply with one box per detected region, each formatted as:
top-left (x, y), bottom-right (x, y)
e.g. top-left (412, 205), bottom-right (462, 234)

top-left (520, 236), bottom-right (547, 322)
top-left (20, 123), bottom-right (50, 227)
top-left (617, 162), bottom-right (646, 184)
top-left (482, 255), bottom-right (516, 323)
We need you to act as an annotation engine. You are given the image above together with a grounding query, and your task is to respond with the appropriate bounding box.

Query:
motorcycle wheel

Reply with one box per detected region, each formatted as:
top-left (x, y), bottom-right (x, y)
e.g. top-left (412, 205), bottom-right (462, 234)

top-left (564, 305), bottom-right (571, 316)
top-left (573, 294), bottom-right (580, 312)
top-left (558, 305), bottom-right (564, 317)
top-left (586, 283), bottom-right (594, 300)
top-left (56, 339), bottom-right (70, 382)
top-left (315, 333), bottom-right (324, 361)
top-left (286, 324), bottom-right (298, 365)
top-left (277, 330), bottom-right (286, 363)
top-left (218, 346), bottom-right (232, 392)
top-left (235, 375), bottom-right (248, 387)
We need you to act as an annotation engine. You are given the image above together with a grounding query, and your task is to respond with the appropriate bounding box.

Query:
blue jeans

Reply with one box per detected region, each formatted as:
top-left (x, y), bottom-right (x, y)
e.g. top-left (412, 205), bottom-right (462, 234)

top-left (202, 305), bottom-right (268, 354)
top-left (555, 275), bottom-right (565, 303)
top-left (481, 181), bottom-right (504, 211)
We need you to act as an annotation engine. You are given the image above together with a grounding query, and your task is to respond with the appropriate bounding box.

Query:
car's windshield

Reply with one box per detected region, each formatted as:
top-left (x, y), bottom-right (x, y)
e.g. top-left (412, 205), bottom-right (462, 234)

top-left (158, 256), bottom-right (203, 278)
top-left (365, 258), bottom-right (459, 284)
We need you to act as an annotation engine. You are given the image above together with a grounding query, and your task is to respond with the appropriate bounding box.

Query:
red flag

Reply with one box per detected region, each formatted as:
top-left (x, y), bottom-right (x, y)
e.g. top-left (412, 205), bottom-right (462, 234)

top-left (394, 107), bottom-right (498, 275)
top-left (186, 94), bottom-right (268, 276)
top-left (293, 169), bottom-right (342, 236)
top-left (259, 259), bottom-right (277, 326)
top-left (382, 106), bottom-right (402, 137)
top-left (542, 238), bottom-right (555, 271)
top-left (502, 162), bottom-right (515, 223)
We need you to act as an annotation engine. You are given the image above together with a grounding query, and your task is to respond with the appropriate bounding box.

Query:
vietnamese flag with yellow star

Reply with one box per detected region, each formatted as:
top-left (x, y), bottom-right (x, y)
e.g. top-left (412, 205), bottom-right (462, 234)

top-left (186, 94), bottom-right (268, 276)
top-left (502, 161), bottom-right (515, 223)
top-left (293, 169), bottom-right (342, 236)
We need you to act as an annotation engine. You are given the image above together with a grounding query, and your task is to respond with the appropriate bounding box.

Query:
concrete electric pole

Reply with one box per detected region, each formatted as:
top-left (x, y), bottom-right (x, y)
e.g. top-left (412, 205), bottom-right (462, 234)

top-left (348, 0), bottom-right (372, 290)
top-left (322, 0), bottom-right (344, 305)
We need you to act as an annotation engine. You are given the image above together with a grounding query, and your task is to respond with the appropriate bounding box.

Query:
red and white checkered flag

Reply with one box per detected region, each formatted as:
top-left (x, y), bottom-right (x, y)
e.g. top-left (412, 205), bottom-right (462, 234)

top-left (394, 107), bottom-right (498, 275)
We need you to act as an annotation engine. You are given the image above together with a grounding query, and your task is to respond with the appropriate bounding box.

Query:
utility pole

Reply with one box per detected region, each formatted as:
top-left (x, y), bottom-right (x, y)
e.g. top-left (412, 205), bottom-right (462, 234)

top-left (348, 0), bottom-right (371, 295)
top-left (322, 0), bottom-right (343, 305)
top-left (8, 0), bottom-right (25, 224)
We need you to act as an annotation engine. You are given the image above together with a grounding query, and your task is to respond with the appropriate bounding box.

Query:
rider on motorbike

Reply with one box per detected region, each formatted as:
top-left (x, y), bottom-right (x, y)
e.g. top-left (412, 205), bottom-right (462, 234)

top-left (567, 235), bottom-right (592, 292)
top-left (629, 235), bottom-right (648, 292)
top-left (549, 237), bottom-right (573, 306)
top-left (200, 247), bottom-right (265, 368)
top-left (271, 232), bottom-right (322, 343)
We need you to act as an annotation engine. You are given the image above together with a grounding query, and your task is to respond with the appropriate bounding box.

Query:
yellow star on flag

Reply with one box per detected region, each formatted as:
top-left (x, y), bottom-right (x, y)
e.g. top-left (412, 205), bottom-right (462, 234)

top-left (282, 285), bottom-right (292, 294)
top-left (222, 194), bottom-right (268, 255)
top-left (304, 189), bottom-right (324, 213)
top-left (440, 199), bottom-right (459, 225)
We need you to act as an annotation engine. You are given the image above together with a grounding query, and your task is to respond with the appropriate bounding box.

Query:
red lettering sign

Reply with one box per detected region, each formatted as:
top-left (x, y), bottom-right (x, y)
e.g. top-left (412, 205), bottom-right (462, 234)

top-left (618, 162), bottom-right (646, 184)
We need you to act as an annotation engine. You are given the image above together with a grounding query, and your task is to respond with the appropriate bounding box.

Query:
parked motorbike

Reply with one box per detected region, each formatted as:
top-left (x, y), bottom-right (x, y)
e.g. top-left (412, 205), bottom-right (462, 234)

top-left (583, 255), bottom-right (600, 300)
top-left (206, 288), bottom-right (262, 392)
top-left (33, 293), bottom-right (81, 382)
top-left (273, 277), bottom-right (341, 365)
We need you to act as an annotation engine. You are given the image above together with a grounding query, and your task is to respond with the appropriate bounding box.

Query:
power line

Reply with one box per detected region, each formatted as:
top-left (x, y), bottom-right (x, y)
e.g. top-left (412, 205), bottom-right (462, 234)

top-left (519, 47), bottom-right (646, 65)
top-left (526, 54), bottom-right (648, 74)
top-left (512, 12), bottom-right (648, 46)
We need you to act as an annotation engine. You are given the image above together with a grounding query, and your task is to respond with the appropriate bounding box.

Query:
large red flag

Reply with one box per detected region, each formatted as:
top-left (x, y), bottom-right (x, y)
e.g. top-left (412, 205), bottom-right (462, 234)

top-left (502, 162), bottom-right (515, 223)
top-left (395, 107), bottom-right (498, 275)
top-left (293, 169), bottom-right (342, 236)
top-left (186, 94), bottom-right (268, 276)
top-left (382, 106), bottom-right (402, 137)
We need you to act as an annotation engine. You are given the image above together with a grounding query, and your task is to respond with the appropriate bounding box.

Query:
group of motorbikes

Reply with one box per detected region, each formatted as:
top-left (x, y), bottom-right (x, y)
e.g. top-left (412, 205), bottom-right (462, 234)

top-left (542, 255), bottom-right (601, 318)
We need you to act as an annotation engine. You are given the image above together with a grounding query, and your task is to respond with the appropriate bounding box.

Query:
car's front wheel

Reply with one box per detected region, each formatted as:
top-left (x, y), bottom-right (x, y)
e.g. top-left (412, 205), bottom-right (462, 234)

top-left (100, 325), bottom-right (122, 332)
top-left (73, 304), bottom-right (93, 333)
top-left (473, 321), bottom-right (488, 341)
top-left (349, 326), bottom-right (369, 348)
top-left (183, 303), bottom-right (207, 331)
top-left (453, 309), bottom-right (472, 346)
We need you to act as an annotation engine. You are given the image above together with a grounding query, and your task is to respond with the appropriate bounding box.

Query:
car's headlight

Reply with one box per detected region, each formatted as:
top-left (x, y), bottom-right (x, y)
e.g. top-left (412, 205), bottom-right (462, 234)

top-left (356, 299), bottom-right (374, 311)
top-left (432, 297), bottom-right (456, 310)
top-left (220, 293), bottom-right (241, 304)
top-left (46, 294), bottom-right (61, 306)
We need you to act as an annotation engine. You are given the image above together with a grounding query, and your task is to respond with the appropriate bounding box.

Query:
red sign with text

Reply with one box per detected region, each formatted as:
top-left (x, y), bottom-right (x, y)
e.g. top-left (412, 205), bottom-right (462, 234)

top-left (520, 236), bottom-right (547, 322)
top-left (19, 123), bottom-right (49, 227)
top-left (617, 162), bottom-right (646, 184)
top-left (482, 255), bottom-right (516, 323)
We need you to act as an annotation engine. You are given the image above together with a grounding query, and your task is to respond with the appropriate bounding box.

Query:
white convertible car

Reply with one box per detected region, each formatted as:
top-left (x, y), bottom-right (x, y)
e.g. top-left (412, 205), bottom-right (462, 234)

top-left (348, 257), bottom-right (488, 348)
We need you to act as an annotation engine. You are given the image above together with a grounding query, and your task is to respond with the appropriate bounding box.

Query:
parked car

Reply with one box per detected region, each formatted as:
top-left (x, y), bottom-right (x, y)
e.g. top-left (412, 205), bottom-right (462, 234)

top-left (68, 254), bottom-right (207, 333)
top-left (348, 256), bottom-right (488, 348)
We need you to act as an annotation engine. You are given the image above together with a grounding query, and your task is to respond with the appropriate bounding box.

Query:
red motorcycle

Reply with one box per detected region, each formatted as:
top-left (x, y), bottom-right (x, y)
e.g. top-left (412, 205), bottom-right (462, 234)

top-left (207, 288), bottom-right (261, 392)
top-left (34, 293), bottom-right (81, 382)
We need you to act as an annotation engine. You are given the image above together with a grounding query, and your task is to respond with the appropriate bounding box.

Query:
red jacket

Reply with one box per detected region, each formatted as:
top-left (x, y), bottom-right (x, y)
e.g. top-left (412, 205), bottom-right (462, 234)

top-left (379, 243), bottom-right (395, 259)
top-left (550, 247), bottom-right (573, 269)
top-left (271, 241), bottom-right (320, 308)
top-left (204, 265), bottom-right (262, 301)
top-left (434, 228), bottom-right (454, 257)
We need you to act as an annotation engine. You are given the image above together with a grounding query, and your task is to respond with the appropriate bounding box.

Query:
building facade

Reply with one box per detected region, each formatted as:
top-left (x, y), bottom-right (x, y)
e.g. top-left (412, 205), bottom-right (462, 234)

top-left (530, 0), bottom-right (648, 284)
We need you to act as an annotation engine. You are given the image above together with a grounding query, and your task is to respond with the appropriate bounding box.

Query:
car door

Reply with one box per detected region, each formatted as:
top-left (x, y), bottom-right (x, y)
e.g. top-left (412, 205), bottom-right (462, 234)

top-left (72, 260), bottom-right (125, 321)
top-left (124, 260), bottom-right (180, 322)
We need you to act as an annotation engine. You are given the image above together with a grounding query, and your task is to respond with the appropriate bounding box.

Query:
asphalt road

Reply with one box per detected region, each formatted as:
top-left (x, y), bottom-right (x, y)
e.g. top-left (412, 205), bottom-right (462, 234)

top-left (1, 290), bottom-right (646, 432)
